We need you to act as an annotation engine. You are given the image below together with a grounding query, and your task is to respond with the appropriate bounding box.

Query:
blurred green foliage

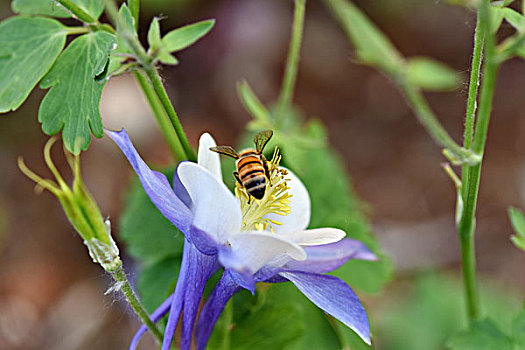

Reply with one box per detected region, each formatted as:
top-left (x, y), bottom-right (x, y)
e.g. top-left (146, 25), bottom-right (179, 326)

top-left (508, 207), bottom-right (525, 252)
top-left (376, 274), bottom-right (523, 350)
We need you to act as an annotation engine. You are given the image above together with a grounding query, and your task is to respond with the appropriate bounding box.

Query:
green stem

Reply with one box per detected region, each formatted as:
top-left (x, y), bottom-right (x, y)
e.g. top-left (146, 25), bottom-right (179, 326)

top-left (105, 0), bottom-right (195, 161)
top-left (326, 316), bottom-right (351, 350)
top-left (134, 71), bottom-right (185, 160)
top-left (65, 26), bottom-right (90, 35)
top-left (457, 0), bottom-right (499, 322)
top-left (111, 266), bottom-right (163, 343)
top-left (143, 66), bottom-right (196, 161)
top-left (278, 0), bottom-right (306, 116)
top-left (57, 0), bottom-right (96, 24)
top-left (462, 15), bottom-right (484, 200)
top-left (129, 0), bottom-right (140, 30)
top-left (463, 15), bottom-right (484, 152)
top-left (399, 82), bottom-right (481, 166)
top-left (221, 301), bottom-right (233, 350)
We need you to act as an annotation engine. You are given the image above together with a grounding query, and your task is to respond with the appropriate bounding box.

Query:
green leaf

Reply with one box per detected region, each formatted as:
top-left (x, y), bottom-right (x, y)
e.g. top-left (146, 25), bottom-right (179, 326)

top-left (209, 284), bottom-right (305, 350)
top-left (12, 0), bottom-right (70, 17)
top-left (0, 16), bottom-right (66, 113)
top-left (377, 274), bottom-right (522, 350)
top-left (406, 57), bottom-right (462, 91)
top-left (38, 31), bottom-right (115, 154)
top-left (330, 317), bottom-right (371, 350)
top-left (510, 207), bottom-right (525, 235)
top-left (158, 51), bottom-right (180, 65)
top-left (116, 4), bottom-right (137, 55)
top-left (119, 169), bottom-right (185, 265)
top-left (147, 17), bottom-right (162, 52)
top-left (137, 258), bottom-right (181, 313)
top-left (508, 207), bottom-right (525, 251)
top-left (237, 80), bottom-right (272, 123)
top-left (161, 19), bottom-right (215, 53)
top-left (503, 8), bottom-right (525, 32)
top-left (12, 0), bottom-right (104, 20)
top-left (490, 7), bottom-right (506, 34)
top-left (448, 319), bottom-right (514, 350)
top-left (324, 0), bottom-right (404, 75)
top-left (512, 309), bottom-right (525, 347)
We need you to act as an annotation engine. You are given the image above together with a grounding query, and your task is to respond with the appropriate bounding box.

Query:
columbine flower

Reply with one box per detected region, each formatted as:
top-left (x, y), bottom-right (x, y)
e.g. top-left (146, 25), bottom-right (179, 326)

top-left (107, 129), bottom-right (376, 349)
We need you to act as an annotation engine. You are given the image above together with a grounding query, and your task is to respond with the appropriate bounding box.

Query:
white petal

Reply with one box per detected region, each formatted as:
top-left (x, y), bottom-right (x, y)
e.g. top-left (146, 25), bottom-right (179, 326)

top-left (178, 162), bottom-right (241, 243)
top-left (280, 228), bottom-right (346, 246)
top-left (264, 167), bottom-right (311, 234)
top-left (198, 133), bottom-right (222, 181)
top-left (221, 232), bottom-right (306, 274)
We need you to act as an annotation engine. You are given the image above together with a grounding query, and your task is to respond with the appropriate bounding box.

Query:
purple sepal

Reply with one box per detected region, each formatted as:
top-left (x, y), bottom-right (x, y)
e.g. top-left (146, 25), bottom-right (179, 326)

top-left (195, 271), bottom-right (241, 350)
top-left (162, 243), bottom-right (219, 350)
top-left (106, 129), bottom-right (192, 236)
top-left (190, 226), bottom-right (219, 255)
top-left (279, 271), bottom-right (371, 345)
top-left (285, 238), bottom-right (377, 274)
top-left (173, 162), bottom-right (192, 209)
top-left (229, 269), bottom-right (256, 294)
top-left (129, 293), bottom-right (174, 350)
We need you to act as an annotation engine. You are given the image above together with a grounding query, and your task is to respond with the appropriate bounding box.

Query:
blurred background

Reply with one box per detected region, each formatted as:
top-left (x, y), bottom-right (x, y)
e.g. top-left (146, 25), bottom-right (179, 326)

top-left (1, 0), bottom-right (525, 348)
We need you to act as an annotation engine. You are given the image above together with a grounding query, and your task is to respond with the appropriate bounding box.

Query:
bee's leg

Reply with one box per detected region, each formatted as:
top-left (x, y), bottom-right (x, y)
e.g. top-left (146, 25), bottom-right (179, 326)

top-left (233, 171), bottom-right (242, 186)
top-left (260, 154), bottom-right (272, 186)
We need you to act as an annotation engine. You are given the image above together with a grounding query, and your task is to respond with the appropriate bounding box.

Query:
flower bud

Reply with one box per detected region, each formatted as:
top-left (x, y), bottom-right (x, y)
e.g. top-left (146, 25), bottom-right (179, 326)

top-left (18, 137), bottom-right (120, 270)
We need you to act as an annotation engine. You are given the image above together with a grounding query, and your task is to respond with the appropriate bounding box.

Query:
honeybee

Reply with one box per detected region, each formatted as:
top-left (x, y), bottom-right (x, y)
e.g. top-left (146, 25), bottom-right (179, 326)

top-left (210, 130), bottom-right (273, 201)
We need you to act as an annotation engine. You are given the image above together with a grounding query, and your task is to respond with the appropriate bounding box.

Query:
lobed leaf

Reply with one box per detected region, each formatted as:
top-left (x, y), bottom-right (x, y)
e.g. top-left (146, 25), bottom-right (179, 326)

top-left (12, 0), bottom-right (70, 17)
top-left (0, 16), bottom-right (66, 113)
top-left (12, 0), bottom-right (104, 20)
top-left (38, 31), bottom-right (115, 154)
top-left (161, 19), bottom-right (215, 53)
top-left (406, 57), bottom-right (462, 91)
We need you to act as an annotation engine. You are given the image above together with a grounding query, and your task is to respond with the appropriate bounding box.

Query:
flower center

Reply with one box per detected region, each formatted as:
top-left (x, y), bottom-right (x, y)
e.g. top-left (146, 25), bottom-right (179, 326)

top-left (235, 148), bottom-right (292, 232)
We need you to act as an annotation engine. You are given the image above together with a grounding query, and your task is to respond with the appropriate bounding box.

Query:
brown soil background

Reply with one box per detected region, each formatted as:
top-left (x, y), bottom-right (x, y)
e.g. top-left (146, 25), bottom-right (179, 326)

top-left (1, 0), bottom-right (524, 348)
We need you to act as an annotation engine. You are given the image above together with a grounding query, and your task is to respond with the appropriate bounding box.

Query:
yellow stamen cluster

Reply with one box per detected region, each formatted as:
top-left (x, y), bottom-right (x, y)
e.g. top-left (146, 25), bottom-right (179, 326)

top-left (235, 147), bottom-right (292, 232)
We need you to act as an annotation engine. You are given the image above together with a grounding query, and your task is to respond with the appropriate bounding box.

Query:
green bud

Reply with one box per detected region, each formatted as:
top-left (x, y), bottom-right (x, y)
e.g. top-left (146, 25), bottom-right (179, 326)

top-left (18, 137), bottom-right (119, 269)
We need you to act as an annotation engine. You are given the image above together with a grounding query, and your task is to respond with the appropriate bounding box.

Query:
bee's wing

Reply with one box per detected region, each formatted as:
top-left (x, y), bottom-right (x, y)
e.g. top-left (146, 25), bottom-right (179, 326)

top-left (254, 130), bottom-right (273, 153)
top-left (209, 146), bottom-right (240, 159)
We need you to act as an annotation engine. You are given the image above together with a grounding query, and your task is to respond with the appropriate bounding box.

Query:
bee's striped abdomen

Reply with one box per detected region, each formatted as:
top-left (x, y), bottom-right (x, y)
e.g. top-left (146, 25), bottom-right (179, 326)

top-left (237, 153), bottom-right (267, 200)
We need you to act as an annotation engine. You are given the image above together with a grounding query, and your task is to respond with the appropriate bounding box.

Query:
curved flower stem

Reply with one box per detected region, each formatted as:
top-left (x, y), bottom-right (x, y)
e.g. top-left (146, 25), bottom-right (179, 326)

top-left (398, 81), bottom-right (481, 166)
top-left (457, 0), bottom-right (499, 322)
top-left (142, 66), bottom-right (197, 161)
top-left (277, 0), bottom-right (306, 117)
top-left (104, 0), bottom-right (196, 161)
top-left (134, 71), bottom-right (185, 160)
top-left (110, 266), bottom-right (164, 343)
